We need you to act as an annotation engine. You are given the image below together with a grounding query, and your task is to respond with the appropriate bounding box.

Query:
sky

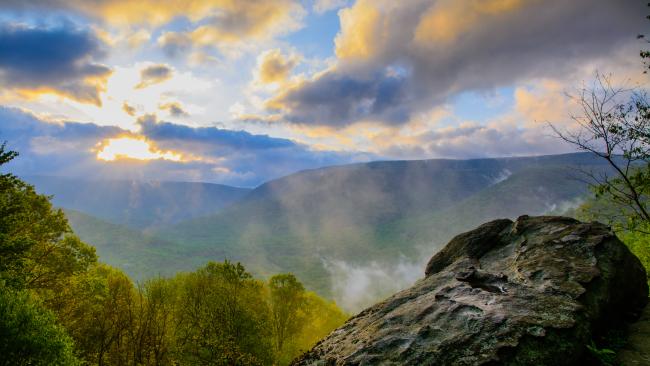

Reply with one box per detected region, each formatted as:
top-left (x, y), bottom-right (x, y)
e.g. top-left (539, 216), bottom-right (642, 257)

top-left (0, 0), bottom-right (647, 187)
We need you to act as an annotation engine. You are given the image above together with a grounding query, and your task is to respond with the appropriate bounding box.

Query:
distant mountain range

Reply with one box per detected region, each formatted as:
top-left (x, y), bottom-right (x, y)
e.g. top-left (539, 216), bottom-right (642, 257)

top-left (24, 176), bottom-right (251, 229)
top-left (27, 153), bottom-right (614, 308)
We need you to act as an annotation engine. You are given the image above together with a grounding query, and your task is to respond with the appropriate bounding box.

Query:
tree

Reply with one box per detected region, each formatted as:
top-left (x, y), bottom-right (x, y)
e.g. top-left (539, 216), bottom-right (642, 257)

top-left (0, 142), bottom-right (18, 178)
top-left (550, 75), bottom-right (650, 231)
top-left (269, 273), bottom-right (305, 354)
top-left (275, 291), bottom-right (348, 364)
top-left (132, 277), bottom-right (177, 366)
top-left (174, 261), bottom-right (273, 365)
top-left (0, 142), bottom-right (97, 290)
top-left (0, 282), bottom-right (80, 366)
top-left (0, 143), bottom-right (349, 366)
top-left (552, 3), bottom-right (650, 232)
top-left (50, 264), bottom-right (136, 366)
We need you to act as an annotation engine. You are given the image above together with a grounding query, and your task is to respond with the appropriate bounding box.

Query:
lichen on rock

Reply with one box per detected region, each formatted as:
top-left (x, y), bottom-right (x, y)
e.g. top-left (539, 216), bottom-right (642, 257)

top-left (292, 216), bottom-right (648, 366)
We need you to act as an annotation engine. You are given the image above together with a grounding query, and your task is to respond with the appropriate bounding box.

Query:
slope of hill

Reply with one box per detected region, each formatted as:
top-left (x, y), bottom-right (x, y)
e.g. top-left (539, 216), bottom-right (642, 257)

top-left (381, 165), bottom-right (590, 249)
top-left (150, 153), bottom-right (614, 301)
top-left (31, 153), bottom-right (616, 308)
top-left (25, 176), bottom-right (251, 229)
top-left (63, 209), bottom-right (185, 280)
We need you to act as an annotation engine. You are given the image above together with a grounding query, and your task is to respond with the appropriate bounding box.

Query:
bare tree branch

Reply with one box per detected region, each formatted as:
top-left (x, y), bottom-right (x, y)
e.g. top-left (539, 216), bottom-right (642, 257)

top-left (550, 74), bottom-right (650, 231)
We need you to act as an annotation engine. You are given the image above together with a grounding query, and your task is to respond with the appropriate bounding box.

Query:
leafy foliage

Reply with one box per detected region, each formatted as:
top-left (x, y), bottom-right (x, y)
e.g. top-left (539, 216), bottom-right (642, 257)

top-left (173, 261), bottom-right (274, 365)
top-left (0, 282), bottom-right (80, 366)
top-left (586, 340), bottom-right (617, 366)
top-left (269, 274), bottom-right (305, 354)
top-left (0, 144), bottom-right (97, 291)
top-left (0, 143), bottom-right (348, 365)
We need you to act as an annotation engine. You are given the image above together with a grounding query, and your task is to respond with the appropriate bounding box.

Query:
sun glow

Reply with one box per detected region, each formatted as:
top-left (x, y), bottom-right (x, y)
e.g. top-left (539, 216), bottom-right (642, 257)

top-left (96, 136), bottom-right (184, 162)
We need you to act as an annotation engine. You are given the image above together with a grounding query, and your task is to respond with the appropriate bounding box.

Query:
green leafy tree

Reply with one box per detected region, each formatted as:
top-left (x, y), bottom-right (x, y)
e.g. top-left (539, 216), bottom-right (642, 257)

top-left (269, 274), bottom-right (306, 354)
top-left (276, 291), bottom-right (348, 364)
top-left (52, 264), bottom-right (136, 366)
top-left (0, 144), bottom-right (347, 365)
top-left (132, 277), bottom-right (178, 365)
top-left (0, 143), bottom-right (96, 290)
top-left (0, 143), bottom-right (98, 365)
top-left (0, 282), bottom-right (80, 366)
top-left (174, 261), bottom-right (274, 365)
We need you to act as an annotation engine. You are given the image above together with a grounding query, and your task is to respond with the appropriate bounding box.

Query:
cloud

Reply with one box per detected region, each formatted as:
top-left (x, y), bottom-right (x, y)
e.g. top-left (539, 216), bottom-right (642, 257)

top-left (5, 0), bottom-right (306, 64)
top-left (122, 102), bottom-right (136, 116)
top-left (124, 29), bottom-right (150, 49)
top-left (5, 0), bottom-right (302, 28)
top-left (324, 256), bottom-right (425, 312)
top-left (183, 0), bottom-right (305, 44)
top-left (135, 64), bottom-right (173, 89)
top-left (265, 0), bottom-right (646, 127)
top-left (255, 49), bottom-right (300, 85)
top-left (272, 77), bottom-right (583, 160)
top-left (157, 31), bottom-right (192, 58)
top-left (136, 115), bottom-right (297, 150)
top-left (0, 23), bottom-right (111, 105)
top-left (0, 107), bottom-right (366, 186)
top-left (313, 0), bottom-right (351, 14)
top-left (513, 80), bottom-right (571, 125)
top-left (389, 122), bottom-right (568, 159)
top-left (96, 136), bottom-right (187, 162)
top-left (159, 102), bottom-right (189, 117)
top-left (267, 69), bottom-right (410, 126)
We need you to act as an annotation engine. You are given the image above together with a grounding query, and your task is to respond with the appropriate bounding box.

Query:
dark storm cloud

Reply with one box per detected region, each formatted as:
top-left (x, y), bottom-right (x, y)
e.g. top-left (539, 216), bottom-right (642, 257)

top-left (271, 0), bottom-right (647, 127)
top-left (0, 23), bottom-right (110, 105)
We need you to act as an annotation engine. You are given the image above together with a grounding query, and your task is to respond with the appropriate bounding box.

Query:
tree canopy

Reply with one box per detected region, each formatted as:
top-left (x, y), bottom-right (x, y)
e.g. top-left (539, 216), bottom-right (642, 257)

top-left (0, 142), bottom-right (347, 365)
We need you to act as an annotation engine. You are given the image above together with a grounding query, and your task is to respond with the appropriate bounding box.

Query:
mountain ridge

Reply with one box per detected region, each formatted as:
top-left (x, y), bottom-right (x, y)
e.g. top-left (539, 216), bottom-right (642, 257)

top-left (27, 152), bottom-right (618, 308)
top-left (24, 175), bottom-right (251, 229)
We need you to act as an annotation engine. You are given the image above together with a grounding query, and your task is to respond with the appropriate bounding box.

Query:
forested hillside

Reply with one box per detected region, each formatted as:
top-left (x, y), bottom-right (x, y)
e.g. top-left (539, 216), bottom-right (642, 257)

top-left (0, 145), bottom-right (346, 365)
top-left (152, 153), bottom-right (614, 305)
top-left (31, 153), bottom-right (617, 309)
top-left (63, 209), bottom-right (185, 280)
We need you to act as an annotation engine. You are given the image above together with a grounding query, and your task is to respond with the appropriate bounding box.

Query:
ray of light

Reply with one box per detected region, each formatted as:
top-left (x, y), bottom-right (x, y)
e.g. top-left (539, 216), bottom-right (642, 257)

top-left (96, 136), bottom-right (184, 162)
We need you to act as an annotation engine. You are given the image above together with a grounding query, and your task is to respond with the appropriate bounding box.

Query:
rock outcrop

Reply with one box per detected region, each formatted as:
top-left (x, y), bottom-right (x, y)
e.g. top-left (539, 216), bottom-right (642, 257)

top-left (293, 216), bottom-right (648, 365)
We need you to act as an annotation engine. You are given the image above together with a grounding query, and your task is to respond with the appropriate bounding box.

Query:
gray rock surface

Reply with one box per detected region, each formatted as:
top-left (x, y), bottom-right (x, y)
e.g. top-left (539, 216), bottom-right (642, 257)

top-left (293, 216), bottom-right (648, 365)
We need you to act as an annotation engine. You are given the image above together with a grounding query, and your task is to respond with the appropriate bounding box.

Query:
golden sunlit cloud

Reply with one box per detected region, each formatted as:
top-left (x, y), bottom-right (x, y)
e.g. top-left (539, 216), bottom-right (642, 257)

top-left (414, 0), bottom-right (526, 45)
top-left (334, 0), bottom-right (381, 60)
top-left (56, 63), bottom-right (213, 131)
top-left (96, 136), bottom-right (184, 162)
top-left (12, 72), bottom-right (111, 107)
top-left (255, 49), bottom-right (300, 84)
top-left (61, 0), bottom-right (305, 54)
top-left (514, 80), bottom-right (569, 126)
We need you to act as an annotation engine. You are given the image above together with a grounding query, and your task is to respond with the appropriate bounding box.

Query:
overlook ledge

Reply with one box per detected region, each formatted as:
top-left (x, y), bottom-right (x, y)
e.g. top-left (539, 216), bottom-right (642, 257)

top-left (292, 216), bottom-right (648, 366)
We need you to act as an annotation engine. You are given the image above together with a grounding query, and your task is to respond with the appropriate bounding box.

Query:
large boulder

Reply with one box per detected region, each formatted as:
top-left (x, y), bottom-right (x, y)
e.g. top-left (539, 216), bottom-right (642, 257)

top-left (293, 216), bottom-right (648, 365)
